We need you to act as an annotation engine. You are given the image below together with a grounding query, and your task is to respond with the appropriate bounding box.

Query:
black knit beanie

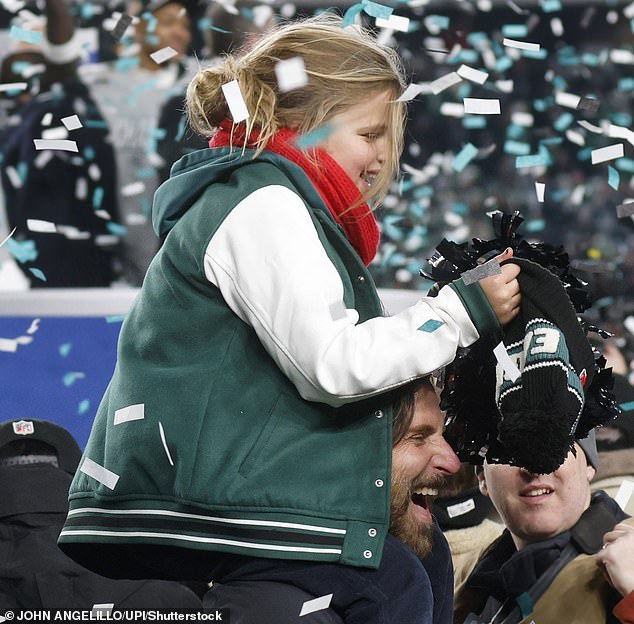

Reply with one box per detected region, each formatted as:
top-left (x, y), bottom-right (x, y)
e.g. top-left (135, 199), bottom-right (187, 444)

top-left (424, 211), bottom-right (620, 475)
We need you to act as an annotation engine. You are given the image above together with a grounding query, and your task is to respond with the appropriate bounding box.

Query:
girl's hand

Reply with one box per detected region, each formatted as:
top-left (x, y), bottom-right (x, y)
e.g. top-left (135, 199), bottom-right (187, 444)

top-left (597, 523), bottom-right (634, 597)
top-left (479, 248), bottom-right (521, 326)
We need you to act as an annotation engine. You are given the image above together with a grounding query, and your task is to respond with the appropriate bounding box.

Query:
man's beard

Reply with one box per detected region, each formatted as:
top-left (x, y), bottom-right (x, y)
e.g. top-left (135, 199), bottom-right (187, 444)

top-left (390, 469), bottom-right (442, 559)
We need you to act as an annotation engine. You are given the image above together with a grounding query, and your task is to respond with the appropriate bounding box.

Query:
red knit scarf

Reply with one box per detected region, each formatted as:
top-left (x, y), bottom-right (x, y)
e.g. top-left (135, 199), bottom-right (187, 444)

top-left (209, 120), bottom-right (379, 266)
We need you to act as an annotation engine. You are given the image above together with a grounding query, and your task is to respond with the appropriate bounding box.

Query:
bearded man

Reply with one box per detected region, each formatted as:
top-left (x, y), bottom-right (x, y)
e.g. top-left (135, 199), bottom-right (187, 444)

top-left (201, 377), bottom-right (461, 624)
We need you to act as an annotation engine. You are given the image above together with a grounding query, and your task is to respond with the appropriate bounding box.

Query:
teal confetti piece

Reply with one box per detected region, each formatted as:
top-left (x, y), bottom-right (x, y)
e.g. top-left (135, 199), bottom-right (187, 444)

top-left (6, 238), bottom-right (38, 263)
top-left (453, 143), bottom-right (478, 172)
top-left (84, 146), bottom-right (96, 160)
top-left (10, 25), bottom-right (43, 45)
top-left (63, 371), bottom-right (85, 387)
top-left (426, 15), bottom-right (450, 29)
top-left (136, 167), bottom-right (156, 178)
top-left (521, 48), bottom-right (547, 59)
top-left (504, 140), bottom-right (531, 155)
top-left (516, 153), bottom-right (549, 169)
top-left (553, 112), bottom-right (573, 132)
top-left (383, 215), bottom-right (405, 241)
top-left (80, 2), bottom-right (98, 19)
top-left (198, 17), bottom-right (232, 34)
top-left (418, 319), bottom-right (445, 333)
top-left (115, 57), bottom-right (141, 72)
top-left (143, 12), bottom-right (158, 32)
top-left (84, 120), bottom-right (108, 129)
top-left (59, 342), bottom-right (72, 357)
top-left (506, 124), bottom-right (524, 140)
top-left (495, 57), bottom-right (513, 72)
top-left (466, 32), bottom-right (488, 45)
top-left (448, 49), bottom-right (479, 64)
top-left (502, 24), bottom-right (528, 37)
top-left (618, 78), bottom-right (634, 91)
top-left (608, 166), bottom-right (620, 190)
top-left (105, 315), bottom-right (126, 323)
top-left (92, 186), bottom-right (104, 209)
top-left (295, 123), bottom-right (336, 149)
top-left (525, 219), bottom-right (545, 232)
top-left (463, 116), bottom-right (487, 129)
top-left (363, 0), bottom-right (393, 19)
top-left (29, 267), bottom-right (47, 282)
top-left (106, 222), bottom-right (128, 237)
top-left (540, 0), bottom-right (562, 11)
top-left (78, 399), bottom-right (91, 415)
top-left (175, 116), bottom-right (187, 142)
top-left (620, 401), bottom-right (634, 412)
top-left (615, 158), bottom-right (634, 173)
top-left (342, 3), bottom-right (364, 27)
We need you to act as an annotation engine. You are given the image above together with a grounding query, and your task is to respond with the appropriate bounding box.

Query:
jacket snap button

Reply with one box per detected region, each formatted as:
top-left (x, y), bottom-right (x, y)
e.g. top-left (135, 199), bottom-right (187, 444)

top-left (375, 479), bottom-right (384, 488)
top-left (368, 528), bottom-right (377, 537)
top-left (363, 550), bottom-right (373, 559)
top-left (357, 276), bottom-right (365, 282)
top-left (374, 409), bottom-right (383, 418)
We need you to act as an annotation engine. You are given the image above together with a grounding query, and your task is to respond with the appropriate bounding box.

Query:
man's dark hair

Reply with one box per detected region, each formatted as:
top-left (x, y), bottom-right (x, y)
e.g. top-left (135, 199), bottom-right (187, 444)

top-left (392, 377), bottom-right (434, 447)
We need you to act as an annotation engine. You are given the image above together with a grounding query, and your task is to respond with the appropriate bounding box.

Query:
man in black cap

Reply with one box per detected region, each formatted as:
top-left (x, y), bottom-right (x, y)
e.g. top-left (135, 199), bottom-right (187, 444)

top-left (453, 431), bottom-right (634, 624)
top-left (0, 418), bottom-right (203, 608)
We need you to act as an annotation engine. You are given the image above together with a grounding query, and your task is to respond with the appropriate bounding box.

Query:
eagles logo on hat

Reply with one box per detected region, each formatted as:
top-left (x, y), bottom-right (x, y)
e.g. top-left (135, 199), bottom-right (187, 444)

top-left (423, 211), bottom-right (620, 474)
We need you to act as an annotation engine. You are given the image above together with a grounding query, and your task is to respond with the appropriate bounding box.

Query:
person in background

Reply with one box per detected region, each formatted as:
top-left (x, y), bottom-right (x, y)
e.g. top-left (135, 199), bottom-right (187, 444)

top-left (454, 432), bottom-right (633, 624)
top-left (0, 418), bottom-right (203, 608)
top-left (0, 0), bottom-right (120, 287)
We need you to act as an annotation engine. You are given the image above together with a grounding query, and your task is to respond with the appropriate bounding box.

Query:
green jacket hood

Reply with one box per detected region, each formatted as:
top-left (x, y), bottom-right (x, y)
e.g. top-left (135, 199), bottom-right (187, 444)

top-left (152, 147), bottom-right (328, 239)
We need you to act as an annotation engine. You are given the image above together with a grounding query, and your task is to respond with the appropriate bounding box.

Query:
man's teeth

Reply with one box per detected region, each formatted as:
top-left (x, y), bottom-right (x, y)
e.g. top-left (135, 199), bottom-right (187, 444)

top-left (414, 487), bottom-right (438, 496)
top-left (525, 488), bottom-right (553, 497)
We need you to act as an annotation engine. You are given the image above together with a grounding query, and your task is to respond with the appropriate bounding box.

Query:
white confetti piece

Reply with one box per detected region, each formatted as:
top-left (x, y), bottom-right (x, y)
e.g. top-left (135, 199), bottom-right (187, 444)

top-left (299, 593), bottom-right (333, 617)
top-left (550, 17), bottom-right (564, 36)
top-left (493, 342), bottom-right (521, 382)
top-left (430, 71), bottom-right (462, 95)
top-left (0, 82), bottom-right (28, 92)
top-left (0, 228), bottom-right (17, 250)
top-left (555, 92), bottom-right (581, 109)
top-left (396, 83), bottom-right (425, 102)
top-left (610, 49), bottom-right (634, 64)
top-left (113, 403), bottom-right (145, 426)
top-left (440, 102), bottom-right (464, 118)
top-left (57, 225), bottom-right (91, 240)
top-left (88, 163), bottom-right (101, 181)
top-left (503, 38), bottom-right (540, 51)
top-left (5, 166), bottom-right (22, 189)
top-left (591, 143), bottom-right (624, 165)
top-left (27, 219), bottom-right (57, 233)
top-left (461, 260), bottom-right (501, 285)
top-left (41, 112), bottom-right (53, 126)
top-left (495, 80), bottom-right (514, 93)
top-left (91, 605), bottom-right (114, 616)
top-left (34, 150), bottom-right (53, 170)
top-left (159, 421), bottom-right (175, 467)
top-left (625, 1), bottom-right (634, 18)
top-left (512, 112), bottom-right (534, 127)
top-left (457, 64), bottom-right (489, 84)
top-left (535, 182), bottom-right (545, 202)
top-left (375, 14), bottom-right (410, 31)
top-left (274, 57), bottom-right (308, 93)
top-left (565, 129), bottom-right (585, 146)
top-left (125, 213), bottom-right (148, 225)
top-left (463, 98), bottom-right (500, 115)
top-left (80, 457), bottom-right (120, 490)
top-left (625, 316), bottom-right (634, 336)
top-left (616, 201), bottom-right (634, 219)
top-left (221, 79), bottom-right (249, 123)
top-left (121, 181), bottom-right (146, 197)
top-left (150, 46), bottom-right (178, 64)
top-left (614, 479), bottom-right (634, 512)
top-left (75, 177), bottom-right (88, 200)
top-left (61, 114), bottom-right (82, 130)
top-left (608, 124), bottom-right (634, 147)
top-left (22, 63), bottom-right (45, 79)
top-left (577, 120), bottom-right (603, 134)
top-left (33, 139), bottom-right (78, 152)
top-left (42, 126), bottom-right (69, 140)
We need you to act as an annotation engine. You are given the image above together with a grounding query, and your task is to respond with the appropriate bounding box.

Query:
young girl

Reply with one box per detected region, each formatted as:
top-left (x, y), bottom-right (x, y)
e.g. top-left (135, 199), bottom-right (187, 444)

top-left (59, 13), bottom-right (520, 621)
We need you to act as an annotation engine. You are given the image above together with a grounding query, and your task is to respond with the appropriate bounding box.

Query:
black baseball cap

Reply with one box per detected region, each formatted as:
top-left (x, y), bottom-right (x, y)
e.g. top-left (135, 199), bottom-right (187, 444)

top-left (0, 419), bottom-right (82, 474)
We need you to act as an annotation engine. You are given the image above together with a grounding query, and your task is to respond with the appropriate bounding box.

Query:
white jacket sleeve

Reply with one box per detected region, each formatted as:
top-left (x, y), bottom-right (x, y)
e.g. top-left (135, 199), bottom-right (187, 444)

top-left (204, 185), bottom-right (481, 407)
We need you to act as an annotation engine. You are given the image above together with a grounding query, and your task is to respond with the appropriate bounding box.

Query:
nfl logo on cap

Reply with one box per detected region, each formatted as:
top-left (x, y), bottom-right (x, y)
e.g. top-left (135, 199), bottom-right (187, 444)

top-left (12, 420), bottom-right (34, 436)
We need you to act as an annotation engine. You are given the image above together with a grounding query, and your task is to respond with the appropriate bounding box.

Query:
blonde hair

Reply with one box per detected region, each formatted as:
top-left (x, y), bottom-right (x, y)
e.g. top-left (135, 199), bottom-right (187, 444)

top-left (186, 13), bottom-right (407, 207)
